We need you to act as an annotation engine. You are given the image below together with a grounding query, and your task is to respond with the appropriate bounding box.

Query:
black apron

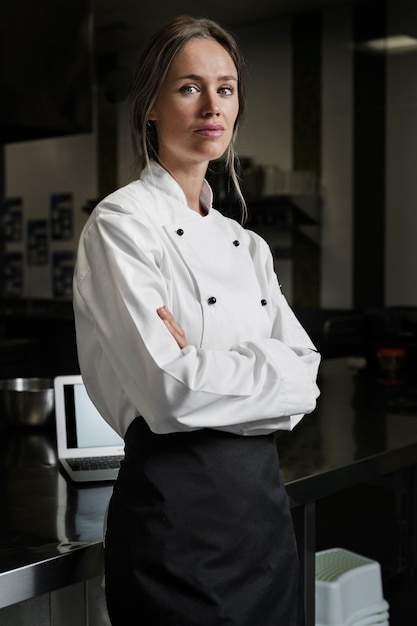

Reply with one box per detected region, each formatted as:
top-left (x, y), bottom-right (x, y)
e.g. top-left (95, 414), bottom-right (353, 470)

top-left (104, 417), bottom-right (303, 625)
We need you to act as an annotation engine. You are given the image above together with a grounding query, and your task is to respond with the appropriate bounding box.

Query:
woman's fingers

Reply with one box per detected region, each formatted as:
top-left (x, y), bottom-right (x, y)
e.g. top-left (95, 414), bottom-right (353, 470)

top-left (157, 306), bottom-right (187, 349)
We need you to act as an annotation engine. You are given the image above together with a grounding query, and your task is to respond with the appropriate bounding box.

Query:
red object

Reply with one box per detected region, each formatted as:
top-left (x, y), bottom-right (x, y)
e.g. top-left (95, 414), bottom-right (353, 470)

top-left (376, 348), bottom-right (405, 357)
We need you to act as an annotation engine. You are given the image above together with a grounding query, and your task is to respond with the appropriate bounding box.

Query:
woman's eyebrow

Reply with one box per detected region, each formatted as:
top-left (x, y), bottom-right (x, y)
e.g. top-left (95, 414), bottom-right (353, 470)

top-left (175, 73), bottom-right (237, 82)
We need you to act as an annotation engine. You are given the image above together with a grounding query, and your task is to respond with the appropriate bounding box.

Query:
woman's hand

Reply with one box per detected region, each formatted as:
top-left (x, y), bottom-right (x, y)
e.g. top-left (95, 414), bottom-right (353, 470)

top-left (157, 306), bottom-right (187, 349)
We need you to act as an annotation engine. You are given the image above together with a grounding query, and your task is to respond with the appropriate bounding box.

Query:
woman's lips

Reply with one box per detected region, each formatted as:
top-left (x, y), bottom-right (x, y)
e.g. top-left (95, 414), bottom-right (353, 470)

top-left (195, 124), bottom-right (224, 138)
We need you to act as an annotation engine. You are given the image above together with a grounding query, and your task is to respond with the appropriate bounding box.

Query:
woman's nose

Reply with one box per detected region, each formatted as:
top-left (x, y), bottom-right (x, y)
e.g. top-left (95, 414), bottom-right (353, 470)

top-left (201, 91), bottom-right (220, 117)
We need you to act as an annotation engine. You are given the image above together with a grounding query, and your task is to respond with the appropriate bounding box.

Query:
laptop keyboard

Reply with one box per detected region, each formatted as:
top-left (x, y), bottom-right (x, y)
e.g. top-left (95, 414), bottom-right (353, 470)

top-left (67, 455), bottom-right (123, 472)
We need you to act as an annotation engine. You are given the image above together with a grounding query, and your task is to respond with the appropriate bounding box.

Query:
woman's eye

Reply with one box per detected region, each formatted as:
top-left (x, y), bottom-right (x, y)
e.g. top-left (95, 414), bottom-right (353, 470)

top-left (180, 85), bottom-right (198, 94)
top-left (219, 86), bottom-right (234, 96)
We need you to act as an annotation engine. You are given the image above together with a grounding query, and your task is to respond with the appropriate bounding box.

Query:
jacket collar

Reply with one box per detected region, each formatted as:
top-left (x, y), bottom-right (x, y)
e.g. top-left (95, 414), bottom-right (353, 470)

top-left (141, 160), bottom-right (213, 219)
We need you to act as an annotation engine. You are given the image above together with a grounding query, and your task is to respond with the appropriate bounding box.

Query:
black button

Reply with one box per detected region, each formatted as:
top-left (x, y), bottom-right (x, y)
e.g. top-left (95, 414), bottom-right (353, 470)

top-left (261, 299), bottom-right (267, 306)
top-left (233, 240), bottom-right (240, 247)
top-left (207, 297), bottom-right (217, 305)
top-left (176, 228), bottom-right (184, 236)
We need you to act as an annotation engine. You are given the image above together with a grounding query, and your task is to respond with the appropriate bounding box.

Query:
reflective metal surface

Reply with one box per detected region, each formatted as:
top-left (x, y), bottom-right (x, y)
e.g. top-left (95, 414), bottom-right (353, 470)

top-left (0, 428), bottom-right (113, 608)
top-left (277, 359), bottom-right (417, 503)
top-left (0, 377), bottom-right (55, 428)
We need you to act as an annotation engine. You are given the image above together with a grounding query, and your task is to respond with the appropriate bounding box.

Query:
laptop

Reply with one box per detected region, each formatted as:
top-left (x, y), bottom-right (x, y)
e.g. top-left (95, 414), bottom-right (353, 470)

top-left (54, 374), bottom-right (125, 483)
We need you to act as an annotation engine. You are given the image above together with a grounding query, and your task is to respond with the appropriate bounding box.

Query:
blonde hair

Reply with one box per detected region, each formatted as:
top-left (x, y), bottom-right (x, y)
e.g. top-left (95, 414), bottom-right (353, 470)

top-left (128, 15), bottom-right (247, 219)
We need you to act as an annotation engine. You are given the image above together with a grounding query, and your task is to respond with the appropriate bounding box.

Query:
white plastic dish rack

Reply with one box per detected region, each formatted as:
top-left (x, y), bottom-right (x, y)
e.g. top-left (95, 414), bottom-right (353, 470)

top-left (315, 548), bottom-right (389, 626)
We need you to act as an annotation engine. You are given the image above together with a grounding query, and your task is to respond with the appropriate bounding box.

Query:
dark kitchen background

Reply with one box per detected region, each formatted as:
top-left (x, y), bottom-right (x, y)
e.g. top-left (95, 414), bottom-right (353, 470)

top-left (1, 2), bottom-right (417, 624)
top-left (1, 0), bottom-right (417, 376)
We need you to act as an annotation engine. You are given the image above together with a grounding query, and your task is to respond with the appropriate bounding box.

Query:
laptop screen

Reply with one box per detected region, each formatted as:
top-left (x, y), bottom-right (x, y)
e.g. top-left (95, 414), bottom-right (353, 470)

top-left (63, 381), bottom-right (124, 449)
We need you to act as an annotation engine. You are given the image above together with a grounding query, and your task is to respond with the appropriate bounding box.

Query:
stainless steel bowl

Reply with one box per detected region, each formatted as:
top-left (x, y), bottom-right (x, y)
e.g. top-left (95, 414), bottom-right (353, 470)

top-left (0, 378), bottom-right (55, 428)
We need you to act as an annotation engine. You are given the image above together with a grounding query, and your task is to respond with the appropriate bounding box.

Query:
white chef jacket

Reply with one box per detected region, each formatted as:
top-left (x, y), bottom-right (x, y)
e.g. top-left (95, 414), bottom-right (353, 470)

top-left (73, 161), bottom-right (320, 438)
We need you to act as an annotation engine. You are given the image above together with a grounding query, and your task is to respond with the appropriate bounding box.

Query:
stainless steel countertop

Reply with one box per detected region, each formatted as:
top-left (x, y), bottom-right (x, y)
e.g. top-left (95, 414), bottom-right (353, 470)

top-left (2, 358), bottom-right (417, 608)
top-left (0, 427), bottom-right (112, 607)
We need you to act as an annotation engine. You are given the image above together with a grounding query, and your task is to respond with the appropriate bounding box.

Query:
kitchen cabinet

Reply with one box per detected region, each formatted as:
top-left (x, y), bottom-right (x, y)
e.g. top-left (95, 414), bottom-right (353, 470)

top-left (0, 298), bottom-right (79, 378)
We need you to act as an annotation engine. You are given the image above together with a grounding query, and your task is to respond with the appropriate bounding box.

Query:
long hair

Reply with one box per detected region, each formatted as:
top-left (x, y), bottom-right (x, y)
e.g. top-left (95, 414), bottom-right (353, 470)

top-left (128, 15), bottom-right (247, 219)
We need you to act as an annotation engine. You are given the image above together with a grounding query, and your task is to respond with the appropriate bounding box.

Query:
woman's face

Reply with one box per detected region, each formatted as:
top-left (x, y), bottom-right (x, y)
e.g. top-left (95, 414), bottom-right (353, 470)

top-left (149, 37), bottom-right (239, 172)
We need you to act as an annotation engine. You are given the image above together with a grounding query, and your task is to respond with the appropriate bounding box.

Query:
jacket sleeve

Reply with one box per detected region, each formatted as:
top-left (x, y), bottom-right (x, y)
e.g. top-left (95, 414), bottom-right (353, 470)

top-left (74, 208), bottom-right (320, 437)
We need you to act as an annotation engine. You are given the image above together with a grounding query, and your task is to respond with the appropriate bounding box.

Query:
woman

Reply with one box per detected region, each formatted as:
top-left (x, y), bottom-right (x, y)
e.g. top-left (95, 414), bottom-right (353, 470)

top-left (73, 15), bottom-right (320, 626)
